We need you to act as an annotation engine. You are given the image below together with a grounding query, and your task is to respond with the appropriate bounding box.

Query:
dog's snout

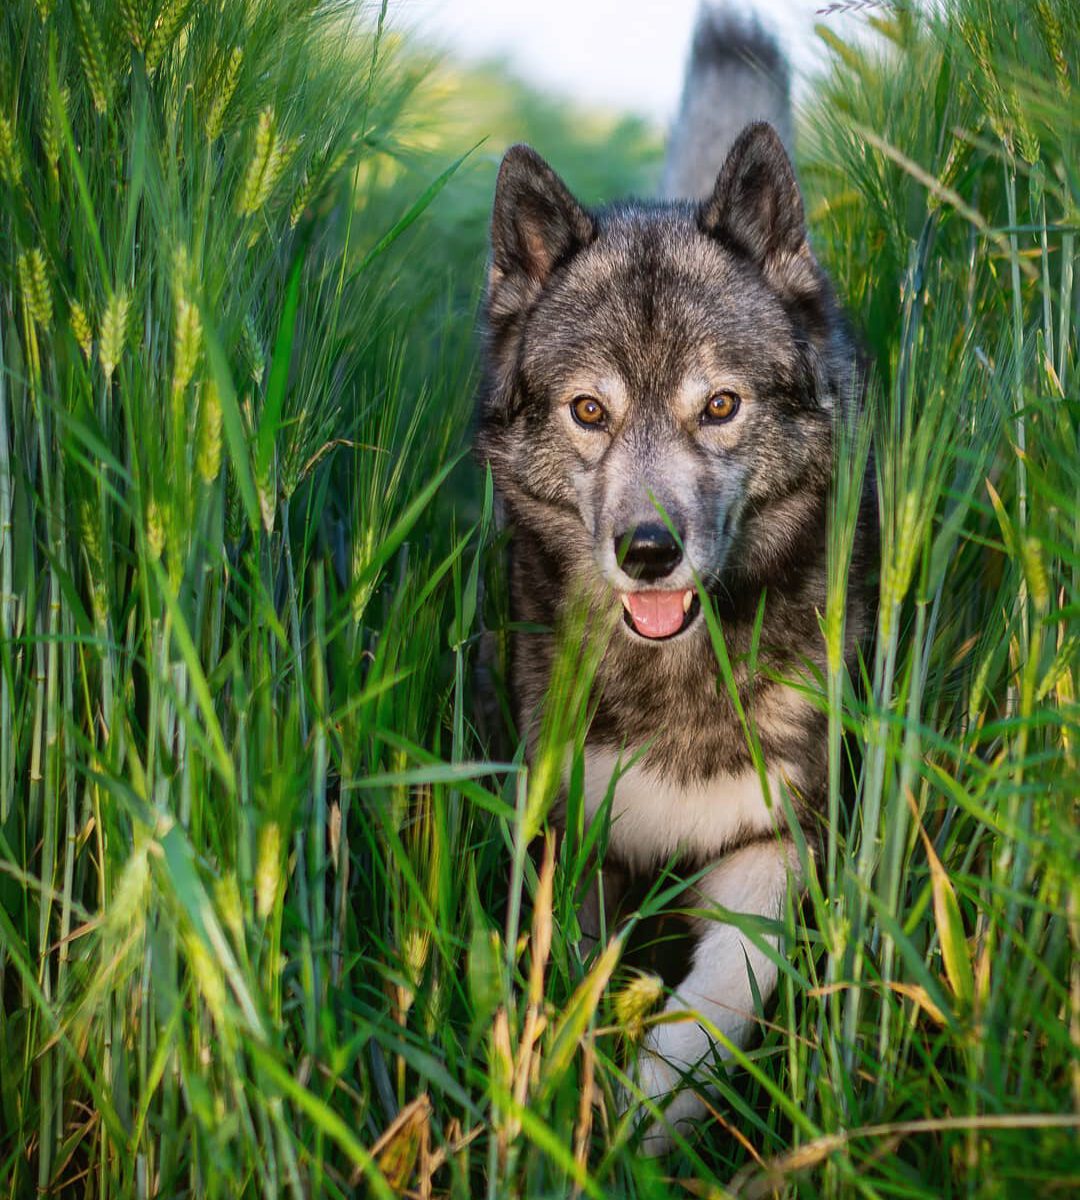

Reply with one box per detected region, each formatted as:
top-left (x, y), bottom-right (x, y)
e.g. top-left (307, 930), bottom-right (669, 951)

top-left (615, 523), bottom-right (683, 582)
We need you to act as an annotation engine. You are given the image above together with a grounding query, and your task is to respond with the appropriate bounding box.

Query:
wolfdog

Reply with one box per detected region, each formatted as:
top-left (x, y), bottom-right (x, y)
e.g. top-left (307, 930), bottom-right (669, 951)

top-left (475, 4), bottom-right (876, 1150)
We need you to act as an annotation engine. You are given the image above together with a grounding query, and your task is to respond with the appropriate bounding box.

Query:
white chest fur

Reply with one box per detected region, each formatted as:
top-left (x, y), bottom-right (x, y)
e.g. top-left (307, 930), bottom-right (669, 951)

top-left (579, 747), bottom-right (789, 870)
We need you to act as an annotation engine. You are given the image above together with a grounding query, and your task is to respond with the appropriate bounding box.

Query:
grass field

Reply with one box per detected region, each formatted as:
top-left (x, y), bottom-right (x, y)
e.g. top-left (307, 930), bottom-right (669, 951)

top-left (0, 0), bottom-right (1077, 1196)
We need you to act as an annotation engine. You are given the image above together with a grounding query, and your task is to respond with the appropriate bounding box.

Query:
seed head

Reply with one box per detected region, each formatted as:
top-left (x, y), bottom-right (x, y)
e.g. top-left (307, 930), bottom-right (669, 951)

top-left (196, 380), bottom-right (223, 483)
top-left (225, 476), bottom-right (245, 541)
top-left (612, 971), bottom-right (664, 1043)
top-left (1035, 0), bottom-right (1069, 94)
top-left (18, 248), bottom-right (52, 329)
top-left (214, 872), bottom-right (244, 945)
top-left (0, 112), bottom-right (23, 189)
top-left (238, 108), bottom-right (276, 214)
top-left (106, 846), bottom-right (150, 936)
top-left (78, 498), bottom-right (103, 572)
top-left (1021, 535), bottom-right (1050, 614)
top-left (70, 300), bottom-right (93, 359)
top-left (185, 932), bottom-right (226, 1026)
top-left (78, 498), bottom-right (108, 625)
top-left (145, 498), bottom-right (165, 562)
top-left (41, 85), bottom-right (69, 180)
top-left (117, 0), bottom-right (146, 50)
top-left (323, 141), bottom-right (357, 187)
top-left (1014, 106), bottom-right (1040, 168)
top-left (241, 313), bottom-right (265, 385)
top-left (404, 928), bottom-right (431, 987)
top-left (289, 173), bottom-right (312, 229)
top-left (72, 0), bottom-right (110, 114)
top-left (256, 821), bottom-right (281, 920)
top-left (238, 109), bottom-right (298, 215)
top-left (172, 295), bottom-right (202, 395)
top-left (99, 290), bottom-right (131, 380)
top-left (206, 47), bottom-right (243, 141)
top-left (146, 0), bottom-right (192, 74)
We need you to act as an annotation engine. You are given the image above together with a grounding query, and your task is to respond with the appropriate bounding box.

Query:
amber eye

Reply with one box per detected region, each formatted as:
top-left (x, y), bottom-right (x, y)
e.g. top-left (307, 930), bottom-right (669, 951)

top-left (701, 390), bottom-right (740, 424)
top-left (571, 395), bottom-right (607, 428)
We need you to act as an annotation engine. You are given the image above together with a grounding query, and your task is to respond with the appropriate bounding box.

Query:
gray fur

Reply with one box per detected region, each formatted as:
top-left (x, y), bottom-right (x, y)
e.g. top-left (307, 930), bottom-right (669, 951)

top-left (663, 5), bottom-right (794, 201)
top-left (476, 26), bottom-right (876, 1153)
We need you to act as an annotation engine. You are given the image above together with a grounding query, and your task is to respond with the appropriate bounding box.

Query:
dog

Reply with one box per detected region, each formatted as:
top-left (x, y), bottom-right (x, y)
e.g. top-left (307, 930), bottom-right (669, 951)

top-left (475, 4), bottom-right (876, 1151)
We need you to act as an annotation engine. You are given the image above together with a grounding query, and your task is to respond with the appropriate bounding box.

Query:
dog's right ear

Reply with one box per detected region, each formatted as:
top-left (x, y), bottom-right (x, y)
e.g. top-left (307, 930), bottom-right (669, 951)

top-left (698, 122), bottom-right (806, 275)
top-left (489, 145), bottom-right (594, 297)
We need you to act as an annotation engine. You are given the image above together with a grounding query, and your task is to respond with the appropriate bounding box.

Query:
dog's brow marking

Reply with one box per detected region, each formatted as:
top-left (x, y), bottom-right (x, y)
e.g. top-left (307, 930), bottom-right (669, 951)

top-left (581, 374), bottom-right (629, 420)
top-left (672, 373), bottom-right (713, 422)
top-left (671, 367), bottom-right (753, 424)
top-left (580, 748), bottom-right (792, 871)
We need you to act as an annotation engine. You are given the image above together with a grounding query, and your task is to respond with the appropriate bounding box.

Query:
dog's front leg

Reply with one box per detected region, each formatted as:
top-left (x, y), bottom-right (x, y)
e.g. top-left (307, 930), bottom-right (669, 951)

top-left (631, 836), bottom-right (799, 1153)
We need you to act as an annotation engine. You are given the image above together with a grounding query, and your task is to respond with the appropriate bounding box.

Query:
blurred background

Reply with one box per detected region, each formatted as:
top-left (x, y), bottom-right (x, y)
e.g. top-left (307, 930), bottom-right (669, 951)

top-left (401, 0), bottom-right (885, 121)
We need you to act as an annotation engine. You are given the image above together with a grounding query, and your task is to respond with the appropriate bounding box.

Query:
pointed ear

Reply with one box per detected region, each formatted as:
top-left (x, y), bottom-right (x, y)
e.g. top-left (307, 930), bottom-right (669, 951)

top-left (698, 122), bottom-right (806, 270)
top-left (489, 144), bottom-right (594, 291)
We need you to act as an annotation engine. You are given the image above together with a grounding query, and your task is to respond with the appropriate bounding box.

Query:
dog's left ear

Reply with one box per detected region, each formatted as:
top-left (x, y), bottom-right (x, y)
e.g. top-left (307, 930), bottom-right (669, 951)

top-left (698, 122), bottom-right (806, 274)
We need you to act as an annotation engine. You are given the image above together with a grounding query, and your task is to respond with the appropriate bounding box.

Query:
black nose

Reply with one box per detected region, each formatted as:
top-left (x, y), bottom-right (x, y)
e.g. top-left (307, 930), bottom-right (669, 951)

top-left (615, 523), bottom-right (683, 582)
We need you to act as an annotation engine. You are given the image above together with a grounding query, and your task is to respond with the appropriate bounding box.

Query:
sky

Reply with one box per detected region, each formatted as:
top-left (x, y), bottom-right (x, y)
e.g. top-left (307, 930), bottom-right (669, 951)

top-left (394, 1), bottom-right (886, 124)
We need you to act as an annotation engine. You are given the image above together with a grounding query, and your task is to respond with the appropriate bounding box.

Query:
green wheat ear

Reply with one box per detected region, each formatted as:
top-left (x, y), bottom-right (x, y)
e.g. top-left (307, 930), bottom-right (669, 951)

top-left (117, 0), bottom-right (146, 51)
top-left (69, 299), bottom-right (93, 359)
top-left (172, 296), bottom-right (202, 397)
top-left (612, 972), bottom-right (664, 1044)
top-left (145, 0), bottom-right (192, 75)
top-left (17, 248), bottom-right (52, 330)
top-left (1034, 0), bottom-right (1070, 90)
top-left (71, 0), bottom-right (111, 114)
top-left (40, 83), bottom-right (67, 179)
top-left (241, 312), bottom-right (266, 385)
top-left (145, 496), bottom-right (165, 563)
top-left (0, 111), bottom-right (22, 188)
top-left (196, 380), bottom-right (223, 484)
top-left (206, 47), bottom-right (244, 142)
top-left (99, 289), bottom-right (131, 381)
top-left (238, 107), bottom-right (300, 217)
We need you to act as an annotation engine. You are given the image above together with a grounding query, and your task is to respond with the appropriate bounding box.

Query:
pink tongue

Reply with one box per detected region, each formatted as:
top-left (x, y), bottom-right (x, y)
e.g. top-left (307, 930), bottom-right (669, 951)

top-left (625, 591), bottom-right (687, 639)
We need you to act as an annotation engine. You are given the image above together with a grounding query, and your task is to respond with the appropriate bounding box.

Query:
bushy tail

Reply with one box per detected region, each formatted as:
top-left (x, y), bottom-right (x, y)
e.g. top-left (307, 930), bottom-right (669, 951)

top-left (662, 4), bottom-right (793, 201)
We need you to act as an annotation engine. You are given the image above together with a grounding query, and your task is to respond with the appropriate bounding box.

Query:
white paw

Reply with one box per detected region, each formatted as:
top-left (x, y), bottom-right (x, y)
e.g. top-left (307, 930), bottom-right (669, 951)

top-left (620, 1027), bottom-right (709, 1155)
top-left (635, 1041), bottom-right (683, 1103)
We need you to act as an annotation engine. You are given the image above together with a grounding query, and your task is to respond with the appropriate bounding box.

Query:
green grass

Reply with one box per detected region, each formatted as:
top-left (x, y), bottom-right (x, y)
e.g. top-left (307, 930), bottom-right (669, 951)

top-left (0, 0), bottom-right (1076, 1196)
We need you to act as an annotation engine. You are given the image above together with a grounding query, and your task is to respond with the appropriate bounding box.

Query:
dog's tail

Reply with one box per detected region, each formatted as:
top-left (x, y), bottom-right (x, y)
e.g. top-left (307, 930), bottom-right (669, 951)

top-left (662, 4), bottom-right (793, 201)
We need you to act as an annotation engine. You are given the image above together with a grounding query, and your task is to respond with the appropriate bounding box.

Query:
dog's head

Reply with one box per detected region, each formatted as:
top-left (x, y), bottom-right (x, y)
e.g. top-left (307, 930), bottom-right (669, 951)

top-left (477, 123), bottom-right (854, 643)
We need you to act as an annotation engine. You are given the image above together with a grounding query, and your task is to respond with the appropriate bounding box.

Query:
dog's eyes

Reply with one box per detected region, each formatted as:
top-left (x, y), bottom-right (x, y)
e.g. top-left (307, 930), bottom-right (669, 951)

top-left (571, 395), bottom-right (608, 429)
top-left (701, 390), bottom-right (740, 424)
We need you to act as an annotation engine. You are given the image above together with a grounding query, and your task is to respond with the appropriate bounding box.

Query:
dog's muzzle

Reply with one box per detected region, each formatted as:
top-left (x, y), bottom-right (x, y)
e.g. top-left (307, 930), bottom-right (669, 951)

top-left (611, 523), bottom-right (702, 639)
